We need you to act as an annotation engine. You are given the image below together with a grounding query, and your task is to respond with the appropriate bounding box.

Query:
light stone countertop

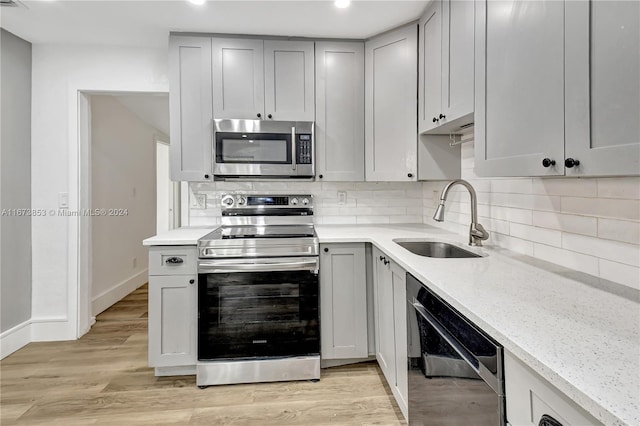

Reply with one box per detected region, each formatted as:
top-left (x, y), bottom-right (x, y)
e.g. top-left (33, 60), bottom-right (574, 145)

top-left (143, 224), bottom-right (639, 426)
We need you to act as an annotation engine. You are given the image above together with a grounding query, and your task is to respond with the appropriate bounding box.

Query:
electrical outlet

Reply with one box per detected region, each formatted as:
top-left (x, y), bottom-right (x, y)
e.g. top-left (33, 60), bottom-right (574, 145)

top-left (337, 191), bottom-right (347, 205)
top-left (192, 194), bottom-right (207, 209)
top-left (58, 192), bottom-right (69, 209)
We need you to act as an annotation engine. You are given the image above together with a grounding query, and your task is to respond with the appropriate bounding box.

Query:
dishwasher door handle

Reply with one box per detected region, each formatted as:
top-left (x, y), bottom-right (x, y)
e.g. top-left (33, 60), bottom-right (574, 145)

top-left (412, 301), bottom-right (501, 394)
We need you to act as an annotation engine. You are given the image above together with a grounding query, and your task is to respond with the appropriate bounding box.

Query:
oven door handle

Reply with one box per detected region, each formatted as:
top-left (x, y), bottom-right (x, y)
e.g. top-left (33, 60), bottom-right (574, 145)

top-left (199, 257), bottom-right (318, 274)
top-left (412, 301), bottom-right (501, 394)
top-left (291, 126), bottom-right (297, 171)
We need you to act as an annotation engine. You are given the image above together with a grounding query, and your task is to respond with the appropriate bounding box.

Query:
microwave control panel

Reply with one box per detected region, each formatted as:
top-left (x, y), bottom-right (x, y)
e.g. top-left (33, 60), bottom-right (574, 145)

top-left (296, 134), bottom-right (313, 164)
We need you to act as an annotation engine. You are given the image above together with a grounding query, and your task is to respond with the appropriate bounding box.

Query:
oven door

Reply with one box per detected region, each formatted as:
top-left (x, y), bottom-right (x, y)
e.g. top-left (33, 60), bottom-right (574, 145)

top-left (214, 131), bottom-right (295, 177)
top-left (197, 257), bottom-right (319, 361)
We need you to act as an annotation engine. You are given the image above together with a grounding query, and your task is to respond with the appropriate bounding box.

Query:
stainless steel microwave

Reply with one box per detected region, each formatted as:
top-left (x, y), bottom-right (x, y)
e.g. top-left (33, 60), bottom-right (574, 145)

top-left (213, 119), bottom-right (314, 180)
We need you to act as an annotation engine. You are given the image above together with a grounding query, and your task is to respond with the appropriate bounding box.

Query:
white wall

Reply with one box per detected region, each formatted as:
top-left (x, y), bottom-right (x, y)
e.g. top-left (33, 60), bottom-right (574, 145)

top-left (0, 29), bottom-right (32, 357)
top-left (188, 181), bottom-right (424, 226)
top-left (31, 44), bottom-right (168, 340)
top-left (423, 141), bottom-right (640, 291)
top-left (90, 95), bottom-right (164, 316)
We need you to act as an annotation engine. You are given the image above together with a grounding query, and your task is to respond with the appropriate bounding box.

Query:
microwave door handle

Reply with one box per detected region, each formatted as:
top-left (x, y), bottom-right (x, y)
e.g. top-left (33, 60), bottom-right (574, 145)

top-left (291, 126), bottom-right (297, 171)
top-left (412, 301), bottom-right (501, 394)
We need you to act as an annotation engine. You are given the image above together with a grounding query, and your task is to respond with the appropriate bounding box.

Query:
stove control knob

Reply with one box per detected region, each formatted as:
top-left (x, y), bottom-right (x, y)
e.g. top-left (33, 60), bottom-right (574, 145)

top-left (302, 198), bottom-right (310, 206)
top-left (222, 195), bottom-right (234, 207)
top-left (290, 198), bottom-right (299, 206)
top-left (236, 196), bottom-right (246, 206)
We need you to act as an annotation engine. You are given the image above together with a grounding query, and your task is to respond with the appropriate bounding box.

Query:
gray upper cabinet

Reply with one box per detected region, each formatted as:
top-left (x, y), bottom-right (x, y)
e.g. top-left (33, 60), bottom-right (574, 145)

top-left (365, 24), bottom-right (418, 181)
top-left (211, 38), bottom-right (314, 122)
top-left (169, 35), bottom-right (213, 182)
top-left (320, 243), bottom-right (368, 360)
top-left (474, 0), bottom-right (565, 177)
top-left (476, 0), bottom-right (639, 177)
top-left (264, 40), bottom-right (315, 121)
top-left (315, 41), bottom-right (365, 181)
top-left (211, 38), bottom-right (265, 120)
top-left (419, 0), bottom-right (474, 135)
top-left (418, 1), bottom-right (442, 134)
top-left (564, 0), bottom-right (640, 176)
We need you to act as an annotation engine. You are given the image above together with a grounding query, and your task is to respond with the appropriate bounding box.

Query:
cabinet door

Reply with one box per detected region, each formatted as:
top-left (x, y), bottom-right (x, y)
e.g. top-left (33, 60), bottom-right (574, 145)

top-left (474, 0), bottom-right (565, 177)
top-left (264, 40), bottom-right (315, 121)
top-left (418, 0), bottom-right (443, 134)
top-left (373, 249), bottom-right (396, 385)
top-left (391, 261), bottom-right (408, 419)
top-left (315, 42), bottom-right (365, 181)
top-left (169, 36), bottom-right (213, 182)
top-left (365, 24), bottom-right (418, 181)
top-left (148, 275), bottom-right (197, 367)
top-left (441, 0), bottom-right (474, 124)
top-left (211, 38), bottom-right (265, 120)
top-left (320, 243), bottom-right (368, 359)
top-left (565, 1), bottom-right (640, 176)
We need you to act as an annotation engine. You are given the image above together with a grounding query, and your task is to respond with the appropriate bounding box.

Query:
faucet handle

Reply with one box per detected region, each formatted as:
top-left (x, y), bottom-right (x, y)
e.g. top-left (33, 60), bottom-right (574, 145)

top-left (470, 222), bottom-right (490, 246)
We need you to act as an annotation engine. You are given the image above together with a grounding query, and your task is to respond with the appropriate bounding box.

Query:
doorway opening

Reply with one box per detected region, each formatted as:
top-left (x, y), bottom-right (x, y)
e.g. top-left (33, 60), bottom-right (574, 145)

top-left (78, 92), bottom-right (174, 328)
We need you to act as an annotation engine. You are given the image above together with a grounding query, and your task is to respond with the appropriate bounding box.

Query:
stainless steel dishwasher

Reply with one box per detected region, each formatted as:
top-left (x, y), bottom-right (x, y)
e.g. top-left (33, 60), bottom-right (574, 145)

top-left (406, 274), bottom-right (505, 425)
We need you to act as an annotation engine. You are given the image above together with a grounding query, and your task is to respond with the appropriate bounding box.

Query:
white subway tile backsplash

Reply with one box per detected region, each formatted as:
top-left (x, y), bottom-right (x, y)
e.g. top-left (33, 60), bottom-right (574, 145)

top-left (356, 215), bottom-right (390, 224)
top-left (597, 177), bottom-right (640, 199)
top-left (532, 211), bottom-right (598, 236)
top-left (597, 218), bottom-right (640, 245)
top-left (598, 259), bottom-right (640, 290)
top-left (489, 233), bottom-right (534, 256)
top-left (533, 243), bottom-right (600, 276)
top-left (532, 178), bottom-right (598, 197)
top-left (562, 233), bottom-right (640, 268)
top-left (562, 197), bottom-right (640, 221)
top-left (510, 223), bottom-right (562, 247)
top-left (491, 178), bottom-right (533, 194)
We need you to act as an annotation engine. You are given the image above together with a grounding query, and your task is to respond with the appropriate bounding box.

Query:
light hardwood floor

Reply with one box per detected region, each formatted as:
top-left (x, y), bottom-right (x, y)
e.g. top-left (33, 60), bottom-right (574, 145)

top-left (1, 285), bottom-right (405, 425)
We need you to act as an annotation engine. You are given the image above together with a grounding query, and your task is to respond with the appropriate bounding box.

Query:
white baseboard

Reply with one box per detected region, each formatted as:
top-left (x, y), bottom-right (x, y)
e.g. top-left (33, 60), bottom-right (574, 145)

top-left (31, 317), bottom-right (74, 342)
top-left (92, 269), bottom-right (148, 316)
top-left (0, 320), bottom-right (31, 359)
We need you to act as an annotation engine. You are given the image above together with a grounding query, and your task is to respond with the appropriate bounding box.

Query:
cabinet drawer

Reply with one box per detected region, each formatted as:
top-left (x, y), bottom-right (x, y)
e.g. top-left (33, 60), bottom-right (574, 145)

top-left (505, 351), bottom-right (602, 426)
top-left (149, 246), bottom-right (197, 276)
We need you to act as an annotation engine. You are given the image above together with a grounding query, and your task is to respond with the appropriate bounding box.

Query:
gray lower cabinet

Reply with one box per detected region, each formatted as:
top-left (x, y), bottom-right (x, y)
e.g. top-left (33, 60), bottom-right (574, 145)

top-left (475, 0), bottom-right (639, 177)
top-left (365, 24), bottom-right (418, 182)
top-left (319, 243), bottom-right (368, 359)
top-left (315, 41), bottom-right (365, 182)
top-left (168, 35), bottom-right (213, 182)
top-left (148, 246), bottom-right (197, 369)
top-left (372, 247), bottom-right (408, 419)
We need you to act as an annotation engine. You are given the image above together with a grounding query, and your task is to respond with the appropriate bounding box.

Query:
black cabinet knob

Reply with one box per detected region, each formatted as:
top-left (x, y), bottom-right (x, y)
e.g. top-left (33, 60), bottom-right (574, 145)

top-left (323, 247), bottom-right (329, 253)
top-left (379, 255), bottom-right (385, 261)
top-left (256, 113), bottom-right (261, 118)
top-left (432, 117), bottom-right (438, 123)
top-left (542, 158), bottom-right (556, 168)
top-left (189, 279), bottom-right (195, 284)
top-left (565, 158), bottom-right (580, 168)
top-left (408, 173), bottom-right (413, 178)
top-left (318, 174), bottom-right (323, 179)
top-left (204, 174), bottom-right (210, 179)
top-left (268, 114), bottom-right (273, 119)
top-left (439, 113), bottom-right (446, 120)
top-left (383, 259), bottom-right (390, 265)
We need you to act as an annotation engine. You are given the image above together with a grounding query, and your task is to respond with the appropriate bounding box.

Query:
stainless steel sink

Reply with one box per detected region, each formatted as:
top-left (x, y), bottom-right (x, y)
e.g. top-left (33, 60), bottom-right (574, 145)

top-left (395, 241), bottom-right (482, 258)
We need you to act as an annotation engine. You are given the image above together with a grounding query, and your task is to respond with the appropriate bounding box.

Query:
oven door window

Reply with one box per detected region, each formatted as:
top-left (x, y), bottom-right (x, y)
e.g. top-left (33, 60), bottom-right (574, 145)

top-left (216, 132), bottom-right (292, 164)
top-left (198, 270), bottom-right (319, 360)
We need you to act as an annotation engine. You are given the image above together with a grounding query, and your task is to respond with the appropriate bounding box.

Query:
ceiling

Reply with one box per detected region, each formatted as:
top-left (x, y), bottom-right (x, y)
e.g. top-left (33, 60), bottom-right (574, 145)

top-left (1, 0), bottom-right (428, 48)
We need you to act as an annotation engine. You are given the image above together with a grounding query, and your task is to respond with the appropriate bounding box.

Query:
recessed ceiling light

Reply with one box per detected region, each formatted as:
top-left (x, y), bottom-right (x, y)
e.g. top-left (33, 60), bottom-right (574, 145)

top-left (335, 0), bottom-right (350, 9)
top-left (189, 0), bottom-right (206, 5)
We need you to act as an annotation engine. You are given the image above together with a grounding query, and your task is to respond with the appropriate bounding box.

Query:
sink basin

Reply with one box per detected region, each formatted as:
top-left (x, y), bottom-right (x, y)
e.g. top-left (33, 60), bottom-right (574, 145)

top-left (395, 241), bottom-right (482, 258)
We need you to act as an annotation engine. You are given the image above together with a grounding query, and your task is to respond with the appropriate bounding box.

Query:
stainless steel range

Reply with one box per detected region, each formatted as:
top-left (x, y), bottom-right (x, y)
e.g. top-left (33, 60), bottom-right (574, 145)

top-left (196, 194), bottom-right (320, 387)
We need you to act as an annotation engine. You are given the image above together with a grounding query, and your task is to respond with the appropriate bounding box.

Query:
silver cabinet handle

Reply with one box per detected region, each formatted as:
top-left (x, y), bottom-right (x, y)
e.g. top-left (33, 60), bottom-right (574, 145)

top-left (165, 257), bottom-right (184, 265)
top-left (412, 301), bottom-right (501, 394)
